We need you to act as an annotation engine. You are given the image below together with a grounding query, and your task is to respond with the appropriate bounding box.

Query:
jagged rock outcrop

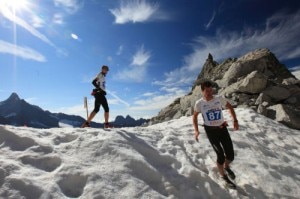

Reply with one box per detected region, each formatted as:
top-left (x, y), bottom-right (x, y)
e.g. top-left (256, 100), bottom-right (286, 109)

top-left (150, 48), bottom-right (300, 130)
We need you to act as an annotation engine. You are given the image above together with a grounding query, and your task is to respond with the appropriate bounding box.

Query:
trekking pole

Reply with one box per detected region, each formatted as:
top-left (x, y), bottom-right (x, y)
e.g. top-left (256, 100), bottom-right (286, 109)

top-left (84, 97), bottom-right (89, 120)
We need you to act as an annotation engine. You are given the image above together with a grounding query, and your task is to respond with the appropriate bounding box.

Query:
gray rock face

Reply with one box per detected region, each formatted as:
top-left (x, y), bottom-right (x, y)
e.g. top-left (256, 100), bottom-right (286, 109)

top-left (263, 86), bottom-right (291, 102)
top-left (149, 48), bottom-right (300, 130)
top-left (220, 71), bottom-right (268, 96)
top-left (267, 104), bottom-right (300, 130)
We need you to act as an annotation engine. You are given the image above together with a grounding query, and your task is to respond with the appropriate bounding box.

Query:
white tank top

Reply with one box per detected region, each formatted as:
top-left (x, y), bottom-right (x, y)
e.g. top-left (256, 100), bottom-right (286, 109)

top-left (96, 73), bottom-right (106, 91)
top-left (194, 95), bottom-right (227, 126)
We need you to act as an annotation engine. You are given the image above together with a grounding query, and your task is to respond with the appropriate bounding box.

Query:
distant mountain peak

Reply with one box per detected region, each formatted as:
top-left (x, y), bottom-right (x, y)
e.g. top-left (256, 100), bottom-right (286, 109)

top-left (114, 115), bottom-right (148, 127)
top-left (7, 92), bottom-right (20, 102)
top-left (125, 115), bottom-right (134, 119)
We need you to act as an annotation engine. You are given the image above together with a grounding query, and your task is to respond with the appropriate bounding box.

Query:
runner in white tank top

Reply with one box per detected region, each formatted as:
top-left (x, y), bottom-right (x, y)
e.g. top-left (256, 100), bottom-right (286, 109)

top-left (194, 95), bottom-right (228, 127)
top-left (192, 80), bottom-right (239, 189)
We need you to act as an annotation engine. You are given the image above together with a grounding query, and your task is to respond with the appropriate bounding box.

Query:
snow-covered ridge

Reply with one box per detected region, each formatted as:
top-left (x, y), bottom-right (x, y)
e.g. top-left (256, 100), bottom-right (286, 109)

top-left (0, 108), bottom-right (299, 198)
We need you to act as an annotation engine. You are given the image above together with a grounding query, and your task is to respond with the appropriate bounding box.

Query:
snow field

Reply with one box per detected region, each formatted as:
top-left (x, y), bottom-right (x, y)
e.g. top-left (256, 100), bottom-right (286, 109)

top-left (0, 108), bottom-right (300, 198)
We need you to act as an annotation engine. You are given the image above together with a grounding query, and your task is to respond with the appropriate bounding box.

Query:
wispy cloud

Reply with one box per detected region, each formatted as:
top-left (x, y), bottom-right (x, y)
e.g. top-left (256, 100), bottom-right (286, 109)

top-left (53, 103), bottom-right (88, 120)
top-left (71, 33), bottom-right (82, 42)
top-left (117, 45), bottom-right (124, 55)
top-left (54, 0), bottom-right (84, 14)
top-left (291, 65), bottom-right (300, 80)
top-left (52, 13), bottom-right (65, 25)
top-left (31, 15), bottom-right (45, 28)
top-left (292, 70), bottom-right (300, 80)
top-left (107, 90), bottom-right (130, 107)
top-left (0, 5), bottom-right (55, 47)
top-left (25, 97), bottom-right (38, 104)
top-left (205, 10), bottom-right (216, 30)
top-left (142, 92), bottom-right (157, 97)
top-left (130, 88), bottom-right (186, 112)
top-left (154, 10), bottom-right (300, 92)
top-left (110, 0), bottom-right (166, 24)
top-left (290, 65), bottom-right (300, 71)
top-left (114, 45), bottom-right (151, 82)
top-left (0, 40), bottom-right (46, 62)
top-left (131, 45), bottom-right (151, 66)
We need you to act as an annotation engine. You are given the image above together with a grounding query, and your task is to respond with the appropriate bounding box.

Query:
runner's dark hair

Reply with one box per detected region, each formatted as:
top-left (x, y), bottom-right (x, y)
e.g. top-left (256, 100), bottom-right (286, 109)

top-left (200, 80), bottom-right (213, 91)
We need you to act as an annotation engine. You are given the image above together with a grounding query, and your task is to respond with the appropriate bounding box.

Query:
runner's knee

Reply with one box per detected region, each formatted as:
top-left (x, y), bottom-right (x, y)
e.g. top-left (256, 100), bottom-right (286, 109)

top-left (217, 155), bottom-right (225, 165)
top-left (226, 155), bottom-right (234, 162)
top-left (93, 106), bottom-right (100, 113)
top-left (225, 148), bottom-right (234, 162)
top-left (103, 106), bottom-right (109, 112)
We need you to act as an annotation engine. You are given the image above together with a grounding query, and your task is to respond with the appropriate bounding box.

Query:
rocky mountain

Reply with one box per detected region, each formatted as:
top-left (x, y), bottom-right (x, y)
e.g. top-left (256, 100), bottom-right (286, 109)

top-left (150, 48), bottom-right (300, 130)
top-left (114, 115), bottom-right (148, 127)
top-left (0, 93), bottom-right (59, 128)
top-left (0, 93), bottom-right (147, 128)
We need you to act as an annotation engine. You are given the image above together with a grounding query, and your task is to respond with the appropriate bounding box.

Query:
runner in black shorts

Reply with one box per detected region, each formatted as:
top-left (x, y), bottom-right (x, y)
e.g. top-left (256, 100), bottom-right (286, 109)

top-left (94, 91), bottom-right (109, 114)
top-left (82, 65), bottom-right (112, 128)
top-left (203, 125), bottom-right (234, 166)
top-left (193, 80), bottom-right (239, 188)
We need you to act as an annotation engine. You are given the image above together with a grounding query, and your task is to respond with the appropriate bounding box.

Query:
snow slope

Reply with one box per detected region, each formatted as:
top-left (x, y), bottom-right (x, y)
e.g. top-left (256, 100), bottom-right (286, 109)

top-left (0, 108), bottom-right (299, 199)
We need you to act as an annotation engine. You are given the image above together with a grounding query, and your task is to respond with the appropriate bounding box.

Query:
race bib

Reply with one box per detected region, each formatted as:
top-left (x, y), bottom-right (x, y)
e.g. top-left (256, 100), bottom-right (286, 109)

top-left (205, 109), bottom-right (221, 121)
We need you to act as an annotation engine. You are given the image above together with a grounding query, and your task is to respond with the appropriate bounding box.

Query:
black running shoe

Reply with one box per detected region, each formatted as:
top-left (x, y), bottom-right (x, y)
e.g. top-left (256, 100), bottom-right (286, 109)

top-left (224, 167), bottom-right (236, 180)
top-left (222, 175), bottom-right (236, 189)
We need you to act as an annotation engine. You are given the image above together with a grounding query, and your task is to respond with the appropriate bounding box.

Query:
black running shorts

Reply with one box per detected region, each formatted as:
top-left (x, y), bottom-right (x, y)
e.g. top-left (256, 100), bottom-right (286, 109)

top-left (93, 92), bottom-right (109, 113)
top-left (204, 126), bottom-right (234, 165)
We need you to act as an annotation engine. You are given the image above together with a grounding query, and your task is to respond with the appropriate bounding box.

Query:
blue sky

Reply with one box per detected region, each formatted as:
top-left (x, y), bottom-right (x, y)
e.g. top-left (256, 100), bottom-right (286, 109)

top-left (1, 0), bottom-right (300, 122)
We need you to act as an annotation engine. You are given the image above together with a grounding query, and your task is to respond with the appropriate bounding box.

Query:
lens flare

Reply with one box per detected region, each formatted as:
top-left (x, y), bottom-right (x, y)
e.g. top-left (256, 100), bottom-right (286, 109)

top-left (0, 0), bottom-right (29, 12)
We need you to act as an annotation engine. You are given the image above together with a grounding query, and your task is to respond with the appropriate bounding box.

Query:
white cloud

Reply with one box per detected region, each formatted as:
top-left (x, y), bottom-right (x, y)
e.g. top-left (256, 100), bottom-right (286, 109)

top-left (291, 65), bottom-right (300, 80)
top-left (54, 0), bottom-right (84, 14)
top-left (131, 45), bottom-right (151, 66)
top-left (31, 15), bottom-right (45, 28)
top-left (107, 90), bottom-right (130, 107)
top-left (142, 92), bottom-right (157, 97)
top-left (107, 56), bottom-right (113, 63)
top-left (131, 89), bottom-right (186, 112)
top-left (115, 66), bottom-right (147, 82)
top-left (55, 48), bottom-right (69, 57)
top-left (114, 45), bottom-right (151, 82)
top-left (0, 5), bottom-right (55, 47)
top-left (52, 87), bottom-right (185, 121)
top-left (205, 10), bottom-right (216, 30)
top-left (53, 13), bottom-right (64, 25)
top-left (71, 33), bottom-right (82, 42)
top-left (0, 40), bottom-right (46, 62)
top-left (25, 97), bottom-right (38, 104)
top-left (53, 102), bottom-right (88, 120)
top-left (52, 0), bottom-right (84, 25)
top-left (110, 0), bottom-right (162, 24)
top-left (292, 70), bottom-right (300, 80)
top-left (117, 45), bottom-right (124, 55)
top-left (71, 33), bottom-right (79, 40)
top-left (154, 10), bottom-right (300, 92)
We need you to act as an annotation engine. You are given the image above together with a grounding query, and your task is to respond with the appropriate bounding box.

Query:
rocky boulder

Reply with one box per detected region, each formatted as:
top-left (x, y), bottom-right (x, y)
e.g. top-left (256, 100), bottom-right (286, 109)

top-left (219, 48), bottom-right (292, 87)
top-left (149, 48), bottom-right (300, 130)
top-left (220, 71), bottom-right (268, 96)
top-left (267, 104), bottom-right (300, 130)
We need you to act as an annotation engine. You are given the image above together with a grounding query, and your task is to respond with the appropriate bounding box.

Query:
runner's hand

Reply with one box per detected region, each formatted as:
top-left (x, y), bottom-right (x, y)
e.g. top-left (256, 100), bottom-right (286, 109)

top-left (195, 130), bottom-right (199, 142)
top-left (233, 121), bottom-right (239, 130)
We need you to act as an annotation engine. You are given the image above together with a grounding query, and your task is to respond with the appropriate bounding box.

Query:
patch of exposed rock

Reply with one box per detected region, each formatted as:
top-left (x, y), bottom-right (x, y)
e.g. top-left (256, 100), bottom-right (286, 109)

top-left (149, 48), bottom-right (300, 130)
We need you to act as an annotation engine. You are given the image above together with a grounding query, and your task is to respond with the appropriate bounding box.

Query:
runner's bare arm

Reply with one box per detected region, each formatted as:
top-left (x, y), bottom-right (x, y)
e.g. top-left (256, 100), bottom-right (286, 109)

top-left (226, 102), bottom-right (239, 130)
top-left (193, 111), bottom-right (200, 141)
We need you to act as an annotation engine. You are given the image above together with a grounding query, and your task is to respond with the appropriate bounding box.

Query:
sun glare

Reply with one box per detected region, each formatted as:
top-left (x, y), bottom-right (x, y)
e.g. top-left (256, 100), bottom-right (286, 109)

top-left (0, 0), bottom-right (29, 12)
